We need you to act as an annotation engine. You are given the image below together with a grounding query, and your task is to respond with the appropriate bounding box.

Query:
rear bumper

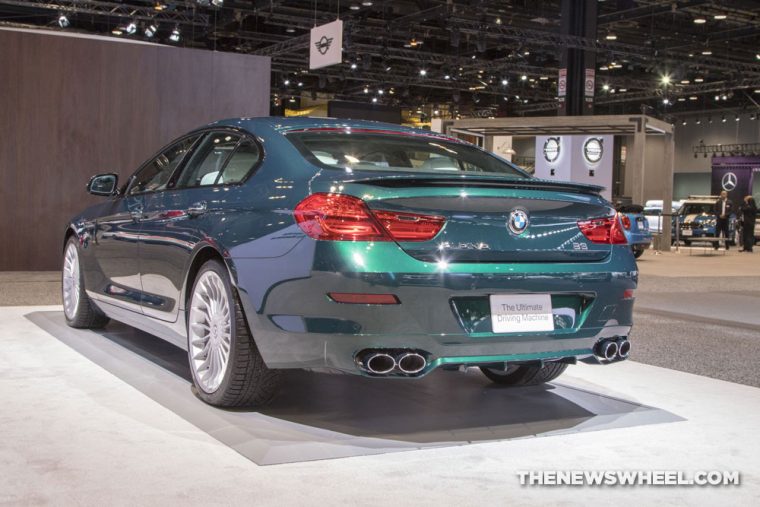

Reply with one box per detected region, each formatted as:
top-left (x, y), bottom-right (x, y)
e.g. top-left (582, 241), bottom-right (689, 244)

top-left (233, 241), bottom-right (637, 375)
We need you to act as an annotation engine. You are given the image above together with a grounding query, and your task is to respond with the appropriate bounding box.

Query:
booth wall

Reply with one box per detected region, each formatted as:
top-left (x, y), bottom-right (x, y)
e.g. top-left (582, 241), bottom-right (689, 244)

top-left (0, 29), bottom-right (270, 270)
top-left (674, 117), bottom-right (760, 172)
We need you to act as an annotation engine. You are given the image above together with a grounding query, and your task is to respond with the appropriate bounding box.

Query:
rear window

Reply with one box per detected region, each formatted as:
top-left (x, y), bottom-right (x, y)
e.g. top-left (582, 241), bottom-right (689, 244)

top-left (287, 132), bottom-right (528, 178)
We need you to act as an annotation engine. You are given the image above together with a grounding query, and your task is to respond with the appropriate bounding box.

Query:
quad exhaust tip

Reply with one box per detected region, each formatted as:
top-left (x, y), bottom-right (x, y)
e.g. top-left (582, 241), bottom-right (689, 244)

top-left (366, 353), bottom-right (396, 375)
top-left (594, 338), bottom-right (630, 362)
top-left (397, 352), bottom-right (427, 374)
top-left (360, 349), bottom-right (429, 375)
top-left (617, 339), bottom-right (631, 359)
top-left (597, 340), bottom-right (619, 362)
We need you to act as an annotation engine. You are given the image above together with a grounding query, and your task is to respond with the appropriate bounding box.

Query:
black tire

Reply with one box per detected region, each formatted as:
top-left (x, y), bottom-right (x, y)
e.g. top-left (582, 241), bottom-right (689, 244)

top-left (187, 259), bottom-right (279, 408)
top-left (633, 248), bottom-right (644, 258)
top-left (480, 362), bottom-right (568, 386)
top-left (62, 238), bottom-right (110, 329)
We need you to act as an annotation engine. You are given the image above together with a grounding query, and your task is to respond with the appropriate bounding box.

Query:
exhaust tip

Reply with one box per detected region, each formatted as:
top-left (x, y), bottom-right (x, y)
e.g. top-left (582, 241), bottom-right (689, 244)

top-left (397, 352), bottom-right (427, 374)
top-left (366, 353), bottom-right (396, 375)
top-left (596, 340), bottom-right (619, 362)
top-left (617, 339), bottom-right (631, 359)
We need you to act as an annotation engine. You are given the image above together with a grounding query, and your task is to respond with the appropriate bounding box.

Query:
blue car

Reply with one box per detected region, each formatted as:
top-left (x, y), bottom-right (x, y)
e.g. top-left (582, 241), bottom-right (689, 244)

top-left (616, 204), bottom-right (652, 258)
top-left (675, 197), bottom-right (736, 247)
top-left (62, 117), bottom-right (637, 408)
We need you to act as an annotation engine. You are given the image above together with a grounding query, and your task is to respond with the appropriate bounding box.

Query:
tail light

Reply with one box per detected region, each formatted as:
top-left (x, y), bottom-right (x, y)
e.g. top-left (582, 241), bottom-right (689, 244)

top-left (620, 213), bottom-right (631, 230)
top-left (294, 193), bottom-right (445, 242)
top-left (577, 215), bottom-right (628, 244)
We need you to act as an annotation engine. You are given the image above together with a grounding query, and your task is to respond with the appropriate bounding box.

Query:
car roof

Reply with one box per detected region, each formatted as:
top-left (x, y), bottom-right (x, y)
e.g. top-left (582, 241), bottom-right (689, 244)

top-left (208, 116), bottom-right (440, 137)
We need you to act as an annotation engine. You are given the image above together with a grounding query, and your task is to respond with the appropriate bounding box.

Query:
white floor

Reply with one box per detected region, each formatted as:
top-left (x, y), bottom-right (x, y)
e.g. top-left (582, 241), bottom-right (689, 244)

top-left (1, 305), bottom-right (759, 506)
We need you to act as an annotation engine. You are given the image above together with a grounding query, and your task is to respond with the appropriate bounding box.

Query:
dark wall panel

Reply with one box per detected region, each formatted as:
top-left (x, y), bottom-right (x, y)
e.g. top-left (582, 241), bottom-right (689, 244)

top-left (0, 28), bottom-right (270, 270)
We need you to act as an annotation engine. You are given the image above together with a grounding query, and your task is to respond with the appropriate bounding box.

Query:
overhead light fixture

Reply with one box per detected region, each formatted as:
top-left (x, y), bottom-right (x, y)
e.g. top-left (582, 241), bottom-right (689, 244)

top-left (349, 4), bottom-right (360, 10)
top-left (57, 14), bottom-right (70, 28)
top-left (694, 77), bottom-right (704, 82)
top-left (521, 74), bottom-right (527, 81)
top-left (363, 86), bottom-right (369, 93)
top-left (756, 54), bottom-right (760, 60)
top-left (693, 17), bottom-right (707, 24)
top-left (111, 28), bottom-right (122, 36)
top-left (680, 80), bottom-right (690, 84)
top-left (605, 32), bottom-right (617, 40)
top-left (708, 116), bottom-right (713, 123)
top-left (144, 24), bottom-right (157, 38)
top-left (696, 118), bottom-right (701, 124)
top-left (662, 98), bottom-right (670, 105)
top-left (372, 97), bottom-right (378, 103)
top-left (751, 113), bottom-right (757, 120)
top-left (362, 1), bottom-right (373, 6)
top-left (602, 84), bottom-right (610, 91)
top-left (286, 27), bottom-right (295, 33)
top-left (284, 79), bottom-right (290, 85)
top-left (722, 115), bottom-right (727, 122)
top-left (377, 89), bottom-right (384, 95)
top-left (350, 62), bottom-right (357, 70)
top-left (701, 49), bottom-right (712, 55)
top-left (501, 78), bottom-right (508, 86)
top-left (619, 88), bottom-right (627, 92)
top-left (419, 69), bottom-right (427, 76)
top-left (125, 22), bottom-right (137, 35)
top-left (682, 119), bottom-right (687, 125)
top-left (211, 0), bottom-right (223, 6)
top-left (722, 94), bottom-right (728, 100)
top-left (689, 96), bottom-right (698, 100)
top-left (539, 76), bottom-right (549, 80)
top-left (154, 2), bottom-right (167, 11)
top-left (495, 17), bottom-right (502, 25)
top-left (660, 74), bottom-right (671, 85)
top-left (169, 27), bottom-right (181, 42)
top-left (735, 115), bottom-right (740, 122)
top-left (714, 14), bottom-right (727, 20)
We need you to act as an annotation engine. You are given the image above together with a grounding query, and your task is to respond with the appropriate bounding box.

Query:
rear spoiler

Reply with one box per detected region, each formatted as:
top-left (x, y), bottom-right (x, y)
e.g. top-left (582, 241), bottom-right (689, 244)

top-left (346, 175), bottom-right (605, 196)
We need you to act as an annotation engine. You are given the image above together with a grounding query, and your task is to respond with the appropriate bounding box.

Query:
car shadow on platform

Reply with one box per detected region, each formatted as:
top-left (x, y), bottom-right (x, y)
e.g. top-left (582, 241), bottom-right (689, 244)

top-left (26, 311), bottom-right (683, 465)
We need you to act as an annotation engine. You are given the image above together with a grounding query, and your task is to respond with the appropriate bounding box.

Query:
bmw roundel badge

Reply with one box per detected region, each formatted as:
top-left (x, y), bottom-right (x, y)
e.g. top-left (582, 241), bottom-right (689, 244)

top-left (508, 209), bottom-right (529, 235)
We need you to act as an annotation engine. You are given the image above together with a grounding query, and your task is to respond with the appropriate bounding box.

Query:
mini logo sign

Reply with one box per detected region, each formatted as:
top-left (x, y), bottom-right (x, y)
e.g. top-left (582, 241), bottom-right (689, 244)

top-left (583, 138), bottom-right (604, 164)
top-left (543, 137), bottom-right (560, 163)
top-left (722, 172), bottom-right (737, 191)
top-left (315, 35), bottom-right (333, 55)
top-left (508, 209), bottom-right (530, 235)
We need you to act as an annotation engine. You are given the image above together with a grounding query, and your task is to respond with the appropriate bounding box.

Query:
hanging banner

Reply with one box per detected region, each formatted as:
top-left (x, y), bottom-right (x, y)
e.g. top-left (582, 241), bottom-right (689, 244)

top-left (310, 20), bottom-right (343, 70)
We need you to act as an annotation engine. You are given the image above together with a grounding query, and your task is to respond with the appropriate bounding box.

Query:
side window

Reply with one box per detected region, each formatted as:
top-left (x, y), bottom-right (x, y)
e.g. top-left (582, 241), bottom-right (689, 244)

top-left (175, 132), bottom-right (240, 188)
top-left (129, 135), bottom-right (199, 195)
top-left (218, 140), bottom-right (261, 184)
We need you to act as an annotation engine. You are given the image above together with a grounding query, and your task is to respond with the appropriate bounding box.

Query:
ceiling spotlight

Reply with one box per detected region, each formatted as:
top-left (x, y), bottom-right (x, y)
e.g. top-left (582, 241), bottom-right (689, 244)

top-left (377, 89), bottom-right (384, 95)
top-left (660, 74), bottom-right (671, 85)
top-left (662, 98), bottom-right (670, 105)
top-left (154, 2), bottom-right (167, 10)
top-left (694, 77), bottom-right (704, 83)
top-left (284, 79), bottom-right (290, 85)
top-left (419, 69), bottom-right (427, 76)
top-left (721, 115), bottom-right (727, 123)
top-left (286, 27), bottom-right (295, 33)
top-left (444, 74), bottom-right (451, 80)
top-left (495, 17), bottom-right (502, 25)
top-left (211, 0), bottom-right (223, 6)
top-left (144, 24), bottom-right (157, 37)
top-left (521, 74), bottom-right (527, 81)
top-left (350, 63), bottom-right (357, 70)
top-left (297, 82), bottom-right (303, 87)
top-left (756, 54), bottom-right (760, 60)
top-left (111, 28), bottom-right (123, 36)
top-left (363, 86), bottom-right (369, 93)
top-left (714, 14), bottom-right (727, 20)
top-left (169, 27), bottom-right (180, 42)
top-left (371, 97), bottom-right (378, 103)
top-left (362, 1), bottom-right (373, 6)
top-left (708, 116), bottom-right (713, 123)
top-left (501, 78), bottom-right (508, 86)
top-left (696, 118), bottom-right (701, 124)
top-left (735, 115), bottom-right (740, 122)
top-left (693, 17), bottom-right (707, 24)
top-left (682, 119), bottom-right (687, 125)
top-left (602, 84), bottom-right (610, 91)
top-left (689, 96), bottom-right (698, 100)
top-left (57, 14), bottom-right (70, 28)
top-left (701, 49), bottom-right (712, 55)
top-left (722, 94), bottom-right (728, 100)
top-left (751, 113), bottom-right (757, 120)
top-left (605, 32), bottom-right (617, 40)
top-left (125, 22), bottom-right (137, 35)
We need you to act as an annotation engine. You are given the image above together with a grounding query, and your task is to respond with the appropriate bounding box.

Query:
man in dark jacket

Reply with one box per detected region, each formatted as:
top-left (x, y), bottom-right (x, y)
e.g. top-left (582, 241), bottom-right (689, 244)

top-left (740, 195), bottom-right (757, 252)
top-left (713, 191), bottom-right (734, 250)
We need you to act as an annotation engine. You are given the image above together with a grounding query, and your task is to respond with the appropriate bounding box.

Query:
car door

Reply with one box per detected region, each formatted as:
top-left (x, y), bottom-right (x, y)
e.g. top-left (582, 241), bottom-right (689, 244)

top-left (139, 130), bottom-right (261, 322)
top-left (97, 133), bottom-right (201, 314)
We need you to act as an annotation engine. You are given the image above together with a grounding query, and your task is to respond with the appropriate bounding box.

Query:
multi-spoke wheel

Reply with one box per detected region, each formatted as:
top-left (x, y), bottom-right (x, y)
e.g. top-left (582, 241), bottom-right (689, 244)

top-left (62, 237), bottom-right (109, 329)
top-left (187, 259), bottom-right (279, 407)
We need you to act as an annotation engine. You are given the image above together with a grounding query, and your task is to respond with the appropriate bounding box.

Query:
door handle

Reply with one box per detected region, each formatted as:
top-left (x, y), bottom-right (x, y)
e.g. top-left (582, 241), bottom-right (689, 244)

top-left (130, 205), bottom-right (144, 221)
top-left (187, 201), bottom-right (207, 217)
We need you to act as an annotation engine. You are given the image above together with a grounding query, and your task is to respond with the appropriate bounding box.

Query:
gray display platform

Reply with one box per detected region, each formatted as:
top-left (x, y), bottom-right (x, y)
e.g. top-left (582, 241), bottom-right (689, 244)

top-left (27, 311), bottom-right (683, 466)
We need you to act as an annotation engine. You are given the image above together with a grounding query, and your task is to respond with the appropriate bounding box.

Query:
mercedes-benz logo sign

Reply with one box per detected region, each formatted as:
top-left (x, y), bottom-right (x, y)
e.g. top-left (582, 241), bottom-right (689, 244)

top-left (583, 138), bottom-right (604, 164)
top-left (315, 35), bottom-right (333, 55)
top-left (722, 172), bottom-right (738, 191)
top-left (543, 137), bottom-right (560, 163)
top-left (508, 209), bottom-right (529, 235)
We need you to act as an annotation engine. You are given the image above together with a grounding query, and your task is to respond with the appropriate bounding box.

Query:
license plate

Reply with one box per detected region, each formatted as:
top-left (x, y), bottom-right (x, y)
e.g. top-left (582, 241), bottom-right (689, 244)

top-left (682, 229), bottom-right (693, 237)
top-left (489, 294), bottom-right (554, 333)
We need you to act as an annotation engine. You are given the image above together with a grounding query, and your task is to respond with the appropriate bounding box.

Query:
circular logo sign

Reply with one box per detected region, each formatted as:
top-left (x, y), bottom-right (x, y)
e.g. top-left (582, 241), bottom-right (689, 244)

top-left (721, 172), bottom-right (737, 191)
top-left (543, 137), bottom-right (560, 163)
top-left (508, 209), bottom-right (529, 235)
top-left (583, 138), bottom-right (604, 164)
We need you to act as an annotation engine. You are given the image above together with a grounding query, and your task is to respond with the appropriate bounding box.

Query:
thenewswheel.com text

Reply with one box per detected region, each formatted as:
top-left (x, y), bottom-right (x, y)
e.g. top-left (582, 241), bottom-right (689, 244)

top-left (517, 470), bottom-right (740, 487)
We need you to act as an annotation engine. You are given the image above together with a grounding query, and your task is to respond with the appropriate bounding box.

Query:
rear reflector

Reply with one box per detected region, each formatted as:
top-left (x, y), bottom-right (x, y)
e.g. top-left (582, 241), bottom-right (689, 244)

top-left (328, 292), bottom-right (400, 304)
top-left (623, 289), bottom-right (635, 299)
top-left (577, 215), bottom-right (628, 245)
top-left (294, 193), bottom-right (444, 242)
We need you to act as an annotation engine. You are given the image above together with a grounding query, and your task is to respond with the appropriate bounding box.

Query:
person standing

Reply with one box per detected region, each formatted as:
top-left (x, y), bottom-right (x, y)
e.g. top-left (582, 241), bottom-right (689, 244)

top-left (740, 195), bottom-right (757, 252)
top-left (713, 191), bottom-right (734, 250)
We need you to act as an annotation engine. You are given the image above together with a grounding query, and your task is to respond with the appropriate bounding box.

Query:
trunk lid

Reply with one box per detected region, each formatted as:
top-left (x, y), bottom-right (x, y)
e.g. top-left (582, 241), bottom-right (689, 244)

top-left (327, 173), bottom-right (615, 263)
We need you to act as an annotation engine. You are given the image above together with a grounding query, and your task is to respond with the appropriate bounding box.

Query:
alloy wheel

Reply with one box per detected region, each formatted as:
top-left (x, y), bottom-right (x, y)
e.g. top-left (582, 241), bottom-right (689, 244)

top-left (62, 243), bottom-right (80, 320)
top-left (188, 270), bottom-right (232, 393)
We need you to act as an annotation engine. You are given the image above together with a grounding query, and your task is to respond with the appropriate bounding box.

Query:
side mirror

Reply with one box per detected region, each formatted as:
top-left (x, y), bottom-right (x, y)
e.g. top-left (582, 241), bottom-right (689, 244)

top-left (87, 173), bottom-right (118, 196)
